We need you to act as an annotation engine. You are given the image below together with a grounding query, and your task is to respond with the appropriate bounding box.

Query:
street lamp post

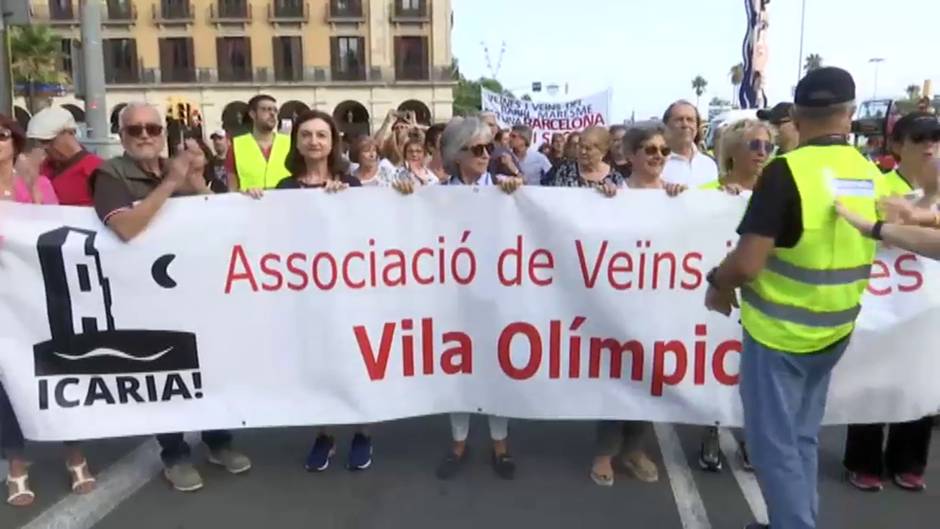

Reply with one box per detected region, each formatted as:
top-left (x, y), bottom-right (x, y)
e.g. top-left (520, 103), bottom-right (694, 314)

top-left (869, 57), bottom-right (885, 99)
top-left (797, 0), bottom-right (807, 83)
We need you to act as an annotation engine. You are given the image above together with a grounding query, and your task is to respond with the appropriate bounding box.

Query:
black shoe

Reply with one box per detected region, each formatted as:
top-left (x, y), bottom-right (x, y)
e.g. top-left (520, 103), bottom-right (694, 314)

top-left (739, 441), bottom-right (753, 472)
top-left (698, 426), bottom-right (722, 472)
top-left (435, 447), bottom-right (469, 480)
top-left (492, 452), bottom-right (516, 480)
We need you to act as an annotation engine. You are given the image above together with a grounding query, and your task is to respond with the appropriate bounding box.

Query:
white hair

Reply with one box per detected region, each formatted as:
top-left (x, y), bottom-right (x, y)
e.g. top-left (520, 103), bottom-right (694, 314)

top-left (118, 102), bottom-right (161, 130)
top-left (441, 117), bottom-right (492, 177)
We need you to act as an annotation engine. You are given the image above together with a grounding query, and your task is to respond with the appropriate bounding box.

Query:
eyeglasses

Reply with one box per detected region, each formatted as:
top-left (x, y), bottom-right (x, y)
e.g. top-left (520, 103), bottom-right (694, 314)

top-left (748, 139), bottom-right (775, 155)
top-left (911, 131), bottom-right (940, 144)
top-left (462, 143), bottom-right (495, 157)
top-left (123, 123), bottom-right (164, 138)
top-left (641, 145), bottom-right (671, 157)
top-left (0, 129), bottom-right (12, 142)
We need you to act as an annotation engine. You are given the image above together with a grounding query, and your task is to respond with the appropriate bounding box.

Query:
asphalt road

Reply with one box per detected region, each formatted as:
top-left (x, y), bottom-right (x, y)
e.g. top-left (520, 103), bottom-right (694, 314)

top-left (2, 418), bottom-right (938, 529)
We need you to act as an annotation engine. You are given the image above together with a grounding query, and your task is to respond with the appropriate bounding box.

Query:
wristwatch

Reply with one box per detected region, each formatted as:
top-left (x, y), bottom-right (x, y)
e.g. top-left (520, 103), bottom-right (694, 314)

top-left (871, 220), bottom-right (884, 241)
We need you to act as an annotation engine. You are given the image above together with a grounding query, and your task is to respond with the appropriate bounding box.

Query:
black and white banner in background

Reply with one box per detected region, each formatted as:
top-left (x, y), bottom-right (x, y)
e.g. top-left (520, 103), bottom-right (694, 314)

top-left (1, 188), bottom-right (939, 441)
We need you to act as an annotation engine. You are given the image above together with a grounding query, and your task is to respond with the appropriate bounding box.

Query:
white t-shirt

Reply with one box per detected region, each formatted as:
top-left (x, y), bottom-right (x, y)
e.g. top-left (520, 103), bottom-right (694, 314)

top-left (662, 147), bottom-right (718, 187)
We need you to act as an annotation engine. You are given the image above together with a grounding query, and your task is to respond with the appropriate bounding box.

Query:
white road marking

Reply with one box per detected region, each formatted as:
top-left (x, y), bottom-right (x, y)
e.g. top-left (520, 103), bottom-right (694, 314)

top-left (19, 439), bottom-right (167, 529)
top-left (654, 423), bottom-right (711, 529)
top-left (718, 428), bottom-right (769, 525)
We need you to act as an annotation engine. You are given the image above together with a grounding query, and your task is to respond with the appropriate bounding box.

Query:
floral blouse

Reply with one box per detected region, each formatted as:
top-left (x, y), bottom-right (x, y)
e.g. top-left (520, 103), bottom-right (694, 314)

top-left (542, 160), bottom-right (625, 188)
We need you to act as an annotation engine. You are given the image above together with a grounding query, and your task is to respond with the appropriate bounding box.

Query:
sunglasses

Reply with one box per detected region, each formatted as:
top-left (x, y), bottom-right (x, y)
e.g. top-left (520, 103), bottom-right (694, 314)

top-left (748, 139), bottom-right (775, 155)
top-left (0, 129), bottom-right (12, 142)
top-left (641, 145), bottom-right (670, 157)
top-left (910, 131), bottom-right (940, 144)
top-left (462, 143), bottom-right (495, 157)
top-left (123, 123), bottom-right (164, 138)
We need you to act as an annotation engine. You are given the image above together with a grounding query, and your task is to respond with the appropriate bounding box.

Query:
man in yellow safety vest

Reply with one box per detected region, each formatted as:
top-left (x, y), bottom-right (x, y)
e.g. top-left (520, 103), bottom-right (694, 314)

top-left (224, 94), bottom-right (291, 191)
top-left (704, 67), bottom-right (886, 529)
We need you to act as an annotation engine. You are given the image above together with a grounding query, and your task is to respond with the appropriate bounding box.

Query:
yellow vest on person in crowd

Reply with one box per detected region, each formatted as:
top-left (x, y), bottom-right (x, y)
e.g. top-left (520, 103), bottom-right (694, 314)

top-left (740, 145), bottom-right (885, 353)
top-left (699, 180), bottom-right (721, 190)
top-left (882, 169), bottom-right (914, 195)
top-left (233, 133), bottom-right (292, 190)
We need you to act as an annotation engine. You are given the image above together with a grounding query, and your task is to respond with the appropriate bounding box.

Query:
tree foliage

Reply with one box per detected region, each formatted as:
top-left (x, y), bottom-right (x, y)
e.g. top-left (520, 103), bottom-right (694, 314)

top-left (804, 54), bottom-right (823, 73)
top-left (9, 25), bottom-right (67, 113)
top-left (452, 58), bottom-right (514, 116)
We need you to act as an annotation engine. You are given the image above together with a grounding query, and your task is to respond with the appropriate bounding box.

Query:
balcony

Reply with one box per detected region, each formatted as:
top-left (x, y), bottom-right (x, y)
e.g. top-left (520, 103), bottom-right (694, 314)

top-left (152, 2), bottom-right (195, 25)
top-left (210, 1), bottom-right (252, 23)
top-left (268, 2), bottom-right (308, 23)
top-left (161, 67), bottom-right (196, 83)
top-left (391, 0), bottom-right (428, 23)
top-left (103, 1), bottom-right (138, 26)
top-left (38, 2), bottom-right (79, 26)
top-left (327, 0), bottom-right (364, 23)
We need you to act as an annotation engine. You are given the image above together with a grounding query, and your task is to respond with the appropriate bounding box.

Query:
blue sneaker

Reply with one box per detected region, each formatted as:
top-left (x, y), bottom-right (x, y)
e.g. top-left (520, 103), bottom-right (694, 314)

top-left (304, 435), bottom-right (335, 472)
top-left (347, 433), bottom-right (373, 471)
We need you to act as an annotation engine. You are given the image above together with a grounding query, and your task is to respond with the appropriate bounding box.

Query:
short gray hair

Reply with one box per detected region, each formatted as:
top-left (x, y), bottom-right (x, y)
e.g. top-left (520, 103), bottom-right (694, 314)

top-left (441, 117), bottom-right (492, 177)
top-left (118, 102), bottom-right (161, 130)
top-left (792, 101), bottom-right (855, 121)
top-left (511, 124), bottom-right (533, 146)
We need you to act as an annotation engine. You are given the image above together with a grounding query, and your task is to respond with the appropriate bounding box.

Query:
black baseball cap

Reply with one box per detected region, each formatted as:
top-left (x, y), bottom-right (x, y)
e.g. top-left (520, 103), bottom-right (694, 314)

top-left (757, 102), bottom-right (793, 124)
top-left (891, 112), bottom-right (940, 142)
top-left (794, 67), bottom-right (855, 108)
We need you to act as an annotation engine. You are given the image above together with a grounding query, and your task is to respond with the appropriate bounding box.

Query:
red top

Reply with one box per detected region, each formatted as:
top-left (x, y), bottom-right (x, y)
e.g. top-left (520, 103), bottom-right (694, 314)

top-left (39, 150), bottom-right (102, 206)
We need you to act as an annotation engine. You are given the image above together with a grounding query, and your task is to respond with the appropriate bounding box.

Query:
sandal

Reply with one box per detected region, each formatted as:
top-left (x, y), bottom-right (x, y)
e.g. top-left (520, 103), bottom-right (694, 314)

top-left (6, 474), bottom-right (35, 507)
top-left (590, 469), bottom-right (614, 487)
top-left (491, 452), bottom-right (516, 480)
top-left (67, 460), bottom-right (97, 494)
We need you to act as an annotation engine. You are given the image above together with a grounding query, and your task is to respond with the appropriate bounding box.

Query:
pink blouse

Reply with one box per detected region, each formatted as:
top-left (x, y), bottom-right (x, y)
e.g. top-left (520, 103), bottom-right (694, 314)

top-left (11, 174), bottom-right (58, 204)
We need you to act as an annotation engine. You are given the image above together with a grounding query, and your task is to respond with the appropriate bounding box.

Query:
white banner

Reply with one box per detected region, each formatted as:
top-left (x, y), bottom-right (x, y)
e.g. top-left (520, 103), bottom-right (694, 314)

top-left (481, 88), bottom-right (611, 145)
top-left (1, 189), bottom-right (939, 441)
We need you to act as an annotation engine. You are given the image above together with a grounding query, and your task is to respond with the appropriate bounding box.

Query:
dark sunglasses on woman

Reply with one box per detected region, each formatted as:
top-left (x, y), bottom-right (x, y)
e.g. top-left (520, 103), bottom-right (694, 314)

top-left (123, 123), bottom-right (164, 138)
top-left (748, 139), bottom-right (775, 155)
top-left (462, 143), bottom-right (495, 157)
top-left (642, 145), bottom-right (671, 157)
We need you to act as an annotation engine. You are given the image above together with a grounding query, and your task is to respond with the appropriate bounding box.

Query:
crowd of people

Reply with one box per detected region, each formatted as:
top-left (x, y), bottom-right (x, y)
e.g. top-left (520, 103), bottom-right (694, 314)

top-left (1, 67), bottom-right (939, 529)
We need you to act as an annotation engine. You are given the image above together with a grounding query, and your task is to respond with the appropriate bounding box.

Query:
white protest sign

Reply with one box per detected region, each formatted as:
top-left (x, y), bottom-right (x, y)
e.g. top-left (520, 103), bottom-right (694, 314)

top-left (481, 88), bottom-right (611, 145)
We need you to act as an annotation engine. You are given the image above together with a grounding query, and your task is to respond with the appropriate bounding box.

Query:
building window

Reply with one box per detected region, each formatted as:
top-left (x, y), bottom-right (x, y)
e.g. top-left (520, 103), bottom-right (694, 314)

top-left (49, 0), bottom-right (75, 19)
top-left (330, 0), bottom-right (362, 17)
top-left (396, 0), bottom-right (426, 16)
top-left (330, 37), bottom-right (364, 81)
top-left (59, 39), bottom-right (74, 74)
top-left (106, 0), bottom-right (133, 19)
top-left (217, 0), bottom-right (248, 18)
top-left (273, 0), bottom-right (304, 18)
top-left (272, 36), bottom-right (303, 81)
top-left (159, 38), bottom-right (195, 82)
top-left (217, 37), bottom-right (252, 82)
top-left (103, 39), bottom-right (139, 83)
top-left (160, 0), bottom-right (191, 19)
top-left (394, 36), bottom-right (428, 81)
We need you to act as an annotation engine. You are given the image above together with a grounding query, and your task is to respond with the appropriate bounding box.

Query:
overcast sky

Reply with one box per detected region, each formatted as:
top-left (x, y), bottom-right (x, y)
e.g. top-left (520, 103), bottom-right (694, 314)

top-left (451, 0), bottom-right (940, 121)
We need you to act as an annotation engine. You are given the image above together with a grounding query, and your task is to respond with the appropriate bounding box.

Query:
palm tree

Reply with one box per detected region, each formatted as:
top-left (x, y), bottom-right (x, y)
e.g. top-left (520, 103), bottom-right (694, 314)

top-left (691, 75), bottom-right (708, 108)
top-left (10, 25), bottom-right (66, 114)
top-left (905, 84), bottom-right (921, 101)
top-left (729, 63), bottom-right (744, 108)
top-left (804, 53), bottom-right (823, 73)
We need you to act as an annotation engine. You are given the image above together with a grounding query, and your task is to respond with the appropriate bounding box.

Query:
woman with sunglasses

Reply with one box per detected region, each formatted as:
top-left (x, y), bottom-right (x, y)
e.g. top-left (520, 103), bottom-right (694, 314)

top-left (841, 112), bottom-right (939, 493)
top-left (587, 126), bottom-right (684, 488)
top-left (696, 119), bottom-right (773, 474)
top-left (422, 116), bottom-right (522, 481)
top-left (0, 116), bottom-right (95, 507)
top-left (542, 127), bottom-right (623, 192)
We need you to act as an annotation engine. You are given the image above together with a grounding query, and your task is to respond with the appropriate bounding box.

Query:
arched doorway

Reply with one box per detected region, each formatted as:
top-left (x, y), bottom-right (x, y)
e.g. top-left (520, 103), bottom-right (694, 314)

top-left (61, 104), bottom-right (85, 124)
top-left (277, 100), bottom-right (309, 130)
top-left (110, 103), bottom-right (127, 134)
top-left (13, 106), bottom-right (30, 129)
top-left (397, 100), bottom-right (431, 126)
top-left (221, 101), bottom-right (250, 136)
top-left (332, 100), bottom-right (370, 138)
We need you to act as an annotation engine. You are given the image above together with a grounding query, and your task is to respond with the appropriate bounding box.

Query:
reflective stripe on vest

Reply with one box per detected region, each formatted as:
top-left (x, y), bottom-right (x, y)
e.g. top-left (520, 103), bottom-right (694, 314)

top-left (233, 133), bottom-right (291, 190)
top-left (739, 144), bottom-right (884, 353)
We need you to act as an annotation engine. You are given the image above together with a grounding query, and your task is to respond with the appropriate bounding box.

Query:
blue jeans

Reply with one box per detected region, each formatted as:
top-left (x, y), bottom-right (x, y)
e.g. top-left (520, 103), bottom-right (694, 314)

top-left (740, 331), bottom-right (849, 529)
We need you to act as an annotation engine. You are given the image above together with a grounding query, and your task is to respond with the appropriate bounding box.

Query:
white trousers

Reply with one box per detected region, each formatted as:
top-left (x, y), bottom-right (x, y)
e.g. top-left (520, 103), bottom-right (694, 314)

top-left (449, 413), bottom-right (509, 442)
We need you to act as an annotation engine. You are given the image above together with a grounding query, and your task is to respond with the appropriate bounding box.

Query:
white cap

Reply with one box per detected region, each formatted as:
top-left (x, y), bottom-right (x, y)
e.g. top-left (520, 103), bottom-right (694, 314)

top-left (209, 128), bottom-right (227, 139)
top-left (26, 106), bottom-right (77, 140)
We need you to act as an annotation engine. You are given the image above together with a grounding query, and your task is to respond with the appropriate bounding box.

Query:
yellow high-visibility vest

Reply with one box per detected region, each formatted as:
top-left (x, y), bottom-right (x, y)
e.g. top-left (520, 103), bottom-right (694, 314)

top-left (740, 145), bottom-right (886, 353)
top-left (233, 133), bottom-right (291, 190)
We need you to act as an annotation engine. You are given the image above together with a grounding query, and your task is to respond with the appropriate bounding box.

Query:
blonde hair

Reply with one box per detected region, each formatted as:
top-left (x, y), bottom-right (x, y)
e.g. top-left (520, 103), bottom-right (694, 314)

top-left (718, 118), bottom-right (774, 175)
top-left (581, 126), bottom-right (611, 153)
